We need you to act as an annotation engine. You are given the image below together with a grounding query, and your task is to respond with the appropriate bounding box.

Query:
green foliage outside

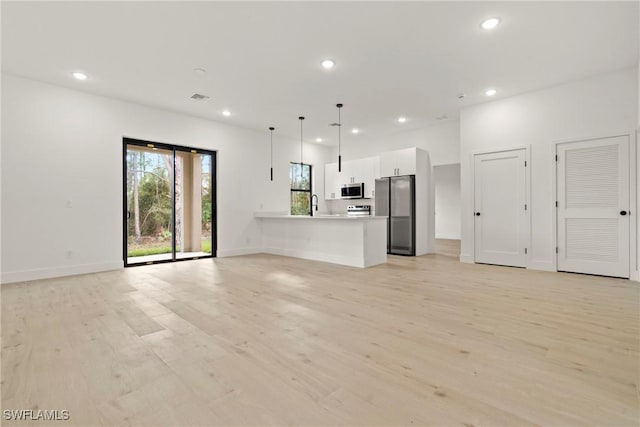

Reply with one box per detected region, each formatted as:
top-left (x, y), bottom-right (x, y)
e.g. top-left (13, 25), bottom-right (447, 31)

top-left (135, 168), bottom-right (172, 237)
top-left (290, 162), bottom-right (311, 215)
top-left (291, 192), bottom-right (311, 215)
top-left (127, 150), bottom-right (213, 257)
top-left (128, 239), bottom-right (211, 257)
top-left (128, 246), bottom-right (172, 257)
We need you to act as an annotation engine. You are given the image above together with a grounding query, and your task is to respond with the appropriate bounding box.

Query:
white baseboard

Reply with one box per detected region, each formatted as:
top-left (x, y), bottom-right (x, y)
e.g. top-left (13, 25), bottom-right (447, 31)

top-left (459, 256), bottom-right (556, 271)
top-left (459, 254), bottom-right (474, 264)
top-left (435, 234), bottom-right (461, 240)
top-left (1, 261), bottom-right (124, 285)
top-left (217, 247), bottom-right (262, 257)
top-left (528, 259), bottom-right (555, 272)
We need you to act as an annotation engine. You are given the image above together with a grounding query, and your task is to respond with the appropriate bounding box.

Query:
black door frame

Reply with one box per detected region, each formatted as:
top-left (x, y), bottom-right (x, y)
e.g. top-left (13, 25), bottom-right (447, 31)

top-left (122, 137), bottom-right (217, 267)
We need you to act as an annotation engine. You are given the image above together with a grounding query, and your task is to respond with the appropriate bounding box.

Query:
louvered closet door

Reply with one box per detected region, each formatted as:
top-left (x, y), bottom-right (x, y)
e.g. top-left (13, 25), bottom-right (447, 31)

top-left (557, 136), bottom-right (630, 278)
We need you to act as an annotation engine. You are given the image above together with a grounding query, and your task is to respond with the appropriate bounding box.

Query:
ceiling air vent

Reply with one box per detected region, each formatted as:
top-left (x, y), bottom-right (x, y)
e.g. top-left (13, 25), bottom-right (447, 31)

top-left (190, 93), bottom-right (210, 101)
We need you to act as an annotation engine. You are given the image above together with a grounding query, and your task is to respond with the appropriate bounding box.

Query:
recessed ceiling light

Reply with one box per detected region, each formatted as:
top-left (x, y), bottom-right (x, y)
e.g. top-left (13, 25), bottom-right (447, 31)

top-left (72, 72), bottom-right (88, 80)
top-left (321, 59), bottom-right (335, 69)
top-left (481, 17), bottom-right (500, 30)
top-left (397, 117), bottom-right (407, 123)
top-left (485, 88), bottom-right (497, 96)
top-left (315, 138), bottom-right (323, 143)
top-left (193, 68), bottom-right (206, 75)
top-left (222, 110), bottom-right (231, 117)
top-left (351, 128), bottom-right (359, 134)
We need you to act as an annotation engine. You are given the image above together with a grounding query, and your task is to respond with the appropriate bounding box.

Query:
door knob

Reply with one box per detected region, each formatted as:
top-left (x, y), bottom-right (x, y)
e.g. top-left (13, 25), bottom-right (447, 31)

top-left (475, 212), bottom-right (481, 216)
top-left (620, 210), bottom-right (628, 216)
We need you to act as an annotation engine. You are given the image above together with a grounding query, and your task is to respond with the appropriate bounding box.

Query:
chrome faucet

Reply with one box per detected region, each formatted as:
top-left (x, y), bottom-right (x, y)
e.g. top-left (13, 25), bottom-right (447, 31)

top-left (310, 194), bottom-right (319, 216)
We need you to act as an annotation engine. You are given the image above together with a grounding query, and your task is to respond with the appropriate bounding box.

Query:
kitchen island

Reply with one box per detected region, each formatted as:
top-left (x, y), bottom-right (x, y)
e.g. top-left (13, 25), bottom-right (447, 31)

top-left (255, 213), bottom-right (387, 268)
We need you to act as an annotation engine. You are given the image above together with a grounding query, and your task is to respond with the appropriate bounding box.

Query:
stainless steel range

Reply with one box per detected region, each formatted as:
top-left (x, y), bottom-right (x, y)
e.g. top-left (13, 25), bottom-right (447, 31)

top-left (347, 205), bottom-right (371, 216)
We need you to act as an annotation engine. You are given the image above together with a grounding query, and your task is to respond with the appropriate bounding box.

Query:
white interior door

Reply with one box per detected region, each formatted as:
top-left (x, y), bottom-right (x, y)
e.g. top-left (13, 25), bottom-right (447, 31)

top-left (557, 136), bottom-right (630, 278)
top-left (474, 149), bottom-right (528, 267)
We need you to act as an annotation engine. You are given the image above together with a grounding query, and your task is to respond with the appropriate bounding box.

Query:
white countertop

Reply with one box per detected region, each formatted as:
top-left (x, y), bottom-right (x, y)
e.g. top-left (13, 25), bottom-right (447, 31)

top-left (255, 212), bottom-right (386, 221)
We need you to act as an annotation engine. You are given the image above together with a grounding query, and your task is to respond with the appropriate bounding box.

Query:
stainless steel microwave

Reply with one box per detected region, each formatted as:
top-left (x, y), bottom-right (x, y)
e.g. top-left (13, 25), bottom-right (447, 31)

top-left (341, 183), bottom-right (365, 199)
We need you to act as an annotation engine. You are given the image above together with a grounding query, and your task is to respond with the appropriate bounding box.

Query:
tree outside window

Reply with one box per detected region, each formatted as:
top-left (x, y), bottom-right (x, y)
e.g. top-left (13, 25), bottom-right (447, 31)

top-left (290, 163), bottom-right (312, 215)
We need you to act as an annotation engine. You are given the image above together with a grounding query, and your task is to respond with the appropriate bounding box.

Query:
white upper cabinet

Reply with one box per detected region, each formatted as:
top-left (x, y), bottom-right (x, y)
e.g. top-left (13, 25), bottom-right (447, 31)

top-left (360, 156), bottom-right (380, 198)
top-left (324, 162), bottom-right (339, 200)
top-left (339, 159), bottom-right (359, 185)
top-left (380, 147), bottom-right (417, 177)
top-left (324, 156), bottom-right (380, 199)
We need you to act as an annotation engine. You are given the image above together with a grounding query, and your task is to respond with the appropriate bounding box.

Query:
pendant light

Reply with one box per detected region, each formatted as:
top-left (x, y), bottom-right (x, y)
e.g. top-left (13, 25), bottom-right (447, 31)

top-left (336, 103), bottom-right (343, 172)
top-left (299, 116), bottom-right (305, 178)
top-left (268, 127), bottom-right (275, 181)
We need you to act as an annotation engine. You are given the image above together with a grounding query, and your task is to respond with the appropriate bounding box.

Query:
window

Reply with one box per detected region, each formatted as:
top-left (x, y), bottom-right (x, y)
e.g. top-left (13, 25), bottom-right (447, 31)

top-left (290, 162), bottom-right (312, 215)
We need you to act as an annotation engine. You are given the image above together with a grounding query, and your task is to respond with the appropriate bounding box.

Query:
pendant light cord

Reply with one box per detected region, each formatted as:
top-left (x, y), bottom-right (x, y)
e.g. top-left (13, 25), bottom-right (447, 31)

top-left (337, 103), bottom-right (343, 172)
top-left (269, 127), bottom-right (274, 181)
top-left (299, 116), bottom-right (305, 178)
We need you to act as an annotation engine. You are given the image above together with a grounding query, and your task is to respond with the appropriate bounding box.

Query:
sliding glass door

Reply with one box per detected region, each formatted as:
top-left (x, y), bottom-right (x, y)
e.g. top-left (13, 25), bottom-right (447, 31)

top-left (125, 142), bottom-right (174, 264)
top-left (123, 138), bottom-right (216, 266)
top-left (174, 147), bottom-right (214, 260)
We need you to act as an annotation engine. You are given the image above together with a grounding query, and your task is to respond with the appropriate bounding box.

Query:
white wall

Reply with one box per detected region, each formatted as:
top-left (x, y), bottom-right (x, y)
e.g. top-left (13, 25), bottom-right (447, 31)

top-left (460, 67), bottom-right (638, 275)
top-left (0, 74), bottom-right (332, 283)
top-left (434, 164), bottom-right (461, 239)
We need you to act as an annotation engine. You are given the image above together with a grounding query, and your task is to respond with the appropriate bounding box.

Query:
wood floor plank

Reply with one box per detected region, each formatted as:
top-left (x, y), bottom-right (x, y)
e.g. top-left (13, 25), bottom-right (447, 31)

top-left (2, 240), bottom-right (638, 426)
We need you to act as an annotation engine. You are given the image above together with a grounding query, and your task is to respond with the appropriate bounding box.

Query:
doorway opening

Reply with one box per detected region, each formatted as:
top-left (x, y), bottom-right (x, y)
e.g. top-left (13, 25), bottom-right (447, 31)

top-left (123, 138), bottom-right (216, 266)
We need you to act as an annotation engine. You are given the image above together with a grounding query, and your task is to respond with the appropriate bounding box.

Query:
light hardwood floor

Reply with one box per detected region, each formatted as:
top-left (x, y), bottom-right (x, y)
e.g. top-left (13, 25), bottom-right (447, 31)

top-left (2, 240), bottom-right (639, 426)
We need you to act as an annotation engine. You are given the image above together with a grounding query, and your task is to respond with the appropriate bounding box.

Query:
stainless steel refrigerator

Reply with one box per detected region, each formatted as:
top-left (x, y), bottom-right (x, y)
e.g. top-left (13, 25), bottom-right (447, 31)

top-left (375, 175), bottom-right (416, 255)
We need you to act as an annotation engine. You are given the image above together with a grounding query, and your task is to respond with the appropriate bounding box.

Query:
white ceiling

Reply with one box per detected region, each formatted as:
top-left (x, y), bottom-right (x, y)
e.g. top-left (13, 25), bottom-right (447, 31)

top-left (2, 1), bottom-right (638, 145)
